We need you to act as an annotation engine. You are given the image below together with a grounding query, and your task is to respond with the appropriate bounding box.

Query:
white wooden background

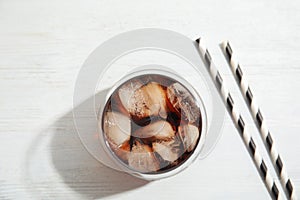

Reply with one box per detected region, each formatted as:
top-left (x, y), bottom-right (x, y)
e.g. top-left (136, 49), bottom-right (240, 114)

top-left (0, 0), bottom-right (300, 199)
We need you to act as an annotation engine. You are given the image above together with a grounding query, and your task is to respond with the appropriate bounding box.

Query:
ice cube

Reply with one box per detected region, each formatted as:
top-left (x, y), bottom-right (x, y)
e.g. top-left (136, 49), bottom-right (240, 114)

top-left (133, 120), bottom-right (175, 139)
top-left (178, 124), bottom-right (200, 152)
top-left (128, 141), bottom-right (160, 173)
top-left (167, 83), bottom-right (200, 123)
top-left (118, 79), bottom-right (143, 114)
top-left (110, 91), bottom-right (130, 116)
top-left (118, 81), bottom-right (168, 119)
top-left (103, 111), bottom-right (131, 147)
top-left (108, 140), bottom-right (131, 162)
top-left (152, 139), bottom-right (181, 162)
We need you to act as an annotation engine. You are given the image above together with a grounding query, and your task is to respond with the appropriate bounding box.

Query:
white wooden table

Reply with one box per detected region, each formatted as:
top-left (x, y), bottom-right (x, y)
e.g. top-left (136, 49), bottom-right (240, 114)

top-left (0, 0), bottom-right (299, 199)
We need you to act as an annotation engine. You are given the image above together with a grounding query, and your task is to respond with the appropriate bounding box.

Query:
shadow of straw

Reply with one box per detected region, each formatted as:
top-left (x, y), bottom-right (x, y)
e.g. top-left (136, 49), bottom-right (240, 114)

top-left (24, 93), bottom-right (148, 199)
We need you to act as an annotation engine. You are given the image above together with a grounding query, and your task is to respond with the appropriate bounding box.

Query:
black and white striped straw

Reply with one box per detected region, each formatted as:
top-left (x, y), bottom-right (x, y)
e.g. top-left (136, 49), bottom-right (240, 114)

top-left (195, 38), bottom-right (283, 200)
top-left (220, 41), bottom-right (296, 200)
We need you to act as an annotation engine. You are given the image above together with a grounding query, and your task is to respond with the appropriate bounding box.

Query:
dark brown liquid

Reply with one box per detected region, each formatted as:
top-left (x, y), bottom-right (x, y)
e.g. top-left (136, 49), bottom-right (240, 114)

top-left (102, 74), bottom-right (202, 174)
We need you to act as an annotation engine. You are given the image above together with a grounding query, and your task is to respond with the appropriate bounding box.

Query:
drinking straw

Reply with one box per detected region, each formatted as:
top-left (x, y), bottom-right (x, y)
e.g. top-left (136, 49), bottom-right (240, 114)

top-left (195, 38), bottom-right (283, 200)
top-left (220, 41), bottom-right (296, 200)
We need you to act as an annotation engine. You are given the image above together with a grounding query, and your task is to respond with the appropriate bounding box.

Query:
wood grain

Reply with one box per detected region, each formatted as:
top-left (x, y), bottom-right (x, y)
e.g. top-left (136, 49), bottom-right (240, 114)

top-left (0, 0), bottom-right (299, 199)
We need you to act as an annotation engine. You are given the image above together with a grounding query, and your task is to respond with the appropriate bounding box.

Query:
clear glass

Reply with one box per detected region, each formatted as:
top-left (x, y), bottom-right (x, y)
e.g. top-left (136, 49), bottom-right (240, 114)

top-left (73, 29), bottom-right (225, 181)
top-left (97, 67), bottom-right (207, 180)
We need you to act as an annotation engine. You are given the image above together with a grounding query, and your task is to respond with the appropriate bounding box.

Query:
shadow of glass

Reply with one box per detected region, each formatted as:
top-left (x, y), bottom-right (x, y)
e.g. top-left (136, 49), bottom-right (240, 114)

top-left (24, 94), bottom-right (148, 199)
top-left (51, 110), bottom-right (148, 199)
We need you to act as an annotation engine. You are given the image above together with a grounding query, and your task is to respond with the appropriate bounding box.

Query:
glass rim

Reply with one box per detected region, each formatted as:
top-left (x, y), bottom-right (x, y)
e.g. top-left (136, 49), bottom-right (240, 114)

top-left (97, 65), bottom-right (208, 180)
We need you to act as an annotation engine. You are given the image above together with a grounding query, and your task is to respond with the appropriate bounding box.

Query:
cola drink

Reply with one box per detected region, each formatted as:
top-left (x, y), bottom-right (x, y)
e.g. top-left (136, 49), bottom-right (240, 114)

top-left (101, 74), bottom-right (202, 173)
